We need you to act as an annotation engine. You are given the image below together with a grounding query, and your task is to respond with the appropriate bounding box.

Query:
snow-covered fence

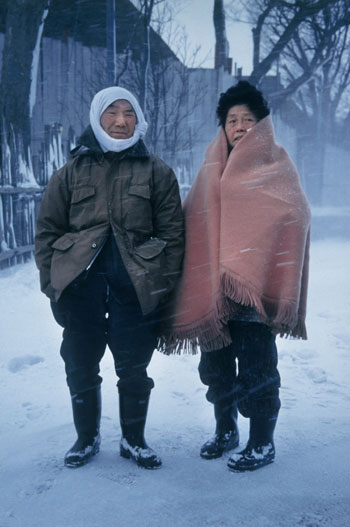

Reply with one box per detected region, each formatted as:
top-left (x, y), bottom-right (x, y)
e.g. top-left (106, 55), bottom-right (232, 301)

top-left (0, 186), bottom-right (43, 269)
top-left (0, 123), bottom-right (64, 269)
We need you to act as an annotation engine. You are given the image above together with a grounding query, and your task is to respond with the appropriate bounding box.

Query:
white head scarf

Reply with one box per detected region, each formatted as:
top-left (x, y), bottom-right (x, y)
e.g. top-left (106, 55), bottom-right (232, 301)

top-left (89, 86), bottom-right (148, 152)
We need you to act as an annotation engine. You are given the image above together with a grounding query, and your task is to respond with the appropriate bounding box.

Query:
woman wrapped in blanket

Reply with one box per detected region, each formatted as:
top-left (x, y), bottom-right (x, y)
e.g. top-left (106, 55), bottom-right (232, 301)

top-left (168, 81), bottom-right (311, 472)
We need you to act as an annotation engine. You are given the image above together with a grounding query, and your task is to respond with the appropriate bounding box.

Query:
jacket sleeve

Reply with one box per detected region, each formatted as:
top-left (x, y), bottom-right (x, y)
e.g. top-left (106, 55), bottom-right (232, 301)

top-left (34, 166), bottom-right (71, 298)
top-left (151, 158), bottom-right (185, 293)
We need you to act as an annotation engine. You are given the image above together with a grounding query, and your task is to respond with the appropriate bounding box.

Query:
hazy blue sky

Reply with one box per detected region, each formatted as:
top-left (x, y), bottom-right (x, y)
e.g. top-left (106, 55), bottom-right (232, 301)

top-left (173, 0), bottom-right (253, 74)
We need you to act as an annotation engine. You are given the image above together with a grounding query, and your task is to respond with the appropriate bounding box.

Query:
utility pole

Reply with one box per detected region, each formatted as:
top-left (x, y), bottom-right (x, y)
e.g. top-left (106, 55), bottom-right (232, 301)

top-left (106, 0), bottom-right (117, 85)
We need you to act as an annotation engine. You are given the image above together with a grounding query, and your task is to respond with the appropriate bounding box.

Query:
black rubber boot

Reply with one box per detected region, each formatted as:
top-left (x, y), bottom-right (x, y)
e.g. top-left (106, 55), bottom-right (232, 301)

top-left (227, 415), bottom-right (277, 472)
top-left (119, 393), bottom-right (162, 469)
top-left (200, 399), bottom-right (239, 459)
top-left (64, 386), bottom-right (101, 468)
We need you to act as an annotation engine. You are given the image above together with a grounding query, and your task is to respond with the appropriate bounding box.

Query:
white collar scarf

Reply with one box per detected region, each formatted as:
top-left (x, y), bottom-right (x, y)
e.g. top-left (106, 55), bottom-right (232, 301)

top-left (89, 86), bottom-right (148, 153)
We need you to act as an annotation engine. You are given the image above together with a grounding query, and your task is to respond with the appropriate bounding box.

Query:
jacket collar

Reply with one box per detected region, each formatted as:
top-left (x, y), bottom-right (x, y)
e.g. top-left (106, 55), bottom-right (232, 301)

top-left (70, 125), bottom-right (150, 160)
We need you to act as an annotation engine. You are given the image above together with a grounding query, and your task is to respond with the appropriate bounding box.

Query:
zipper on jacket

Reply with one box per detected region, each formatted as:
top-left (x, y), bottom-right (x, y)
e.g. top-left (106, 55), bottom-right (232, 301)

top-left (85, 241), bottom-right (105, 270)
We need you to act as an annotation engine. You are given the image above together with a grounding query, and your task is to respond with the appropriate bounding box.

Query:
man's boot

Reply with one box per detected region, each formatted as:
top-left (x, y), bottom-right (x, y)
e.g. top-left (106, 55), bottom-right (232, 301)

top-left (200, 398), bottom-right (239, 459)
top-left (64, 386), bottom-right (101, 468)
top-left (227, 414), bottom-right (277, 472)
top-left (119, 393), bottom-right (162, 469)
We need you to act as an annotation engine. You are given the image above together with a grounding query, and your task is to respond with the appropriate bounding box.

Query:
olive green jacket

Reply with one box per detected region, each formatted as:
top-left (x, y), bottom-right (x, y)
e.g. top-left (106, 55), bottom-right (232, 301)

top-left (35, 127), bottom-right (184, 315)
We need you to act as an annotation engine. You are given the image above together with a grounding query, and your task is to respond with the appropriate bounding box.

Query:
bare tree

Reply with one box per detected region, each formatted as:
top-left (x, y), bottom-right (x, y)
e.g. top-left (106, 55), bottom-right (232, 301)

top-left (226, 0), bottom-right (350, 204)
top-left (214, 0), bottom-right (231, 71)
top-left (226, 0), bottom-right (348, 95)
top-left (116, 0), bottom-right (207, 171)
top-left (281, 3), bottom-right (350, 126)
top-left (147, 1), bottom-right (207, 164)
top-left (130, 0), bottom-right (169, 112)
top-left (278, 3), bottom-right (350, 202)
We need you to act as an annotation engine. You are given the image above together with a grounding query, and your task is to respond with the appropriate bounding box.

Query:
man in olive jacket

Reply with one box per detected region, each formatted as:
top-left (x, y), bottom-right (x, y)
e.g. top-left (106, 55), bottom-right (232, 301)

top-left (35, 87), bottom-right (184, 469)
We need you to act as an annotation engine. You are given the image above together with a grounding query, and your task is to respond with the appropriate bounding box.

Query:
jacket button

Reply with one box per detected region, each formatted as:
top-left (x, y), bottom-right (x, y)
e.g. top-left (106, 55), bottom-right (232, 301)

top-left (91, 243), bottom-right (97, 249)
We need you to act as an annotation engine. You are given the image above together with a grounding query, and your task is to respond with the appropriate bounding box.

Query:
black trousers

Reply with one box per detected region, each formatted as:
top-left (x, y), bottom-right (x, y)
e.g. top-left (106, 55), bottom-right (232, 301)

top-left (198, 321), bottom-right (281, 418)
top-left (51, 236), bottom-right (158, 396)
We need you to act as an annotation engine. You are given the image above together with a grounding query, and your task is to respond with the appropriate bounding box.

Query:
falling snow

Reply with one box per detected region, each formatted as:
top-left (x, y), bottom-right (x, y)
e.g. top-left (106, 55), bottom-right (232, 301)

top-left (0, 238), bottom-right (349, 526)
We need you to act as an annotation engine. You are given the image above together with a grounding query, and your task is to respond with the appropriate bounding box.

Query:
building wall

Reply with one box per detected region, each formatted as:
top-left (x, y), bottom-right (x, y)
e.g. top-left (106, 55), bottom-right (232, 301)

top-left (1, 15), bottom-right (349, 206)
top-left (31, 35), bottom-right (108, 183)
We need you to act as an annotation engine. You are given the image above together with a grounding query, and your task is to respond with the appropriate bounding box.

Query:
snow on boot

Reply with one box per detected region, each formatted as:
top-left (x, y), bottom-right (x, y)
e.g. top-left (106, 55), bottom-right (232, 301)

top-left (64, 386), bottom-right (101, 468)
top-left (227, 415), bottom-right (277, 472)
top-left (227, 442), bottom-right (275, 472)
top-left (200, 400), bottom-right (239, 459)
top-left (65, 434), bottom-right (101, 469)
top-left (120, 437), bottom-right (162, 469)
top-left (119, 393), bottom-right (162, 469)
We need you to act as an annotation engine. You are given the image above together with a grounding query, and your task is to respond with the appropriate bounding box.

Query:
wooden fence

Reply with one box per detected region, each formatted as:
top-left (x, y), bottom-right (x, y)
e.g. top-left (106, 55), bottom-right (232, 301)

top-left (0, 123), bottom-right (65, 269)
top-left (0, 186), bottom-right (44, 269)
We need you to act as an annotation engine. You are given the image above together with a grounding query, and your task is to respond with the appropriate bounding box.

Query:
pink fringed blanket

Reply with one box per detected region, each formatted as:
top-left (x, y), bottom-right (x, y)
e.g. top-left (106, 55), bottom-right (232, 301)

top-left (167, 116), bottom-right (311, 353)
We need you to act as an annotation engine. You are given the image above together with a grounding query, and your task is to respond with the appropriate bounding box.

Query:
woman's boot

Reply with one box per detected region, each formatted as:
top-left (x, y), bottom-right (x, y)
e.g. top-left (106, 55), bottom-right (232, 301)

top-left (227, 414), bottom-right (277, 472)
top-left (119, 393), bottom-right (162, 469)
top-left (64, 386), bottom-right (101, 468)
top-left (200, 398), bottom-right (239, 459)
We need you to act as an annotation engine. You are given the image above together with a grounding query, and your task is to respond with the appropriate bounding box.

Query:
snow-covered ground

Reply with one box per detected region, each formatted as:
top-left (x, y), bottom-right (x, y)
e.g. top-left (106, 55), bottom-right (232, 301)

top-left (1, 238), bottom-right (349, 527)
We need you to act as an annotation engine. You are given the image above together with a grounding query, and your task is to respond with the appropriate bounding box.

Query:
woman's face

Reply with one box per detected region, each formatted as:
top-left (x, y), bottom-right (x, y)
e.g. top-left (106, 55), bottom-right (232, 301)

top-left (224, 104), bottom-right (258, 148)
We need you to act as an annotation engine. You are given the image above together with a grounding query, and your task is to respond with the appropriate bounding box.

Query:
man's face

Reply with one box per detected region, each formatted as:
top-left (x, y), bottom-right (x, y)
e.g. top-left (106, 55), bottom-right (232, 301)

top-left (224, 104), bottom-right (258, 148)
top-left (100, 99), bottom-right (137, 139)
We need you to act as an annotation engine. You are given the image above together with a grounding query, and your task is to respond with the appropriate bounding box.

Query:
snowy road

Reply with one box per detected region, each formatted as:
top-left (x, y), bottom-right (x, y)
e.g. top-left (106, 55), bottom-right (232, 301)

top-left (0, 239), bottom-right (349, 527)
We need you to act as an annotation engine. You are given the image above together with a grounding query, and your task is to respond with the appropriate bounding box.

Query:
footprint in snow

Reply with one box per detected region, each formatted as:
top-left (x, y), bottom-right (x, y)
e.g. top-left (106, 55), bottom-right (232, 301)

top-left (333, 332), bottom-right (350, 349)
top-left (172, 391), bottom-right (187, 398)
top-left (100, 471), bottom-right (138, 486)
top-left (296, 348), bottom-right (318, 360)
top-left (305, 367), bottom-right (327, 384)
top-left (7, 355), bottom-right (44, 373)
top-left (281, 397), bottom-right (297, 410)
top-left (35, 478), bottom-right (55, 494)
top-left (26, 406), bottom-right (45, 421)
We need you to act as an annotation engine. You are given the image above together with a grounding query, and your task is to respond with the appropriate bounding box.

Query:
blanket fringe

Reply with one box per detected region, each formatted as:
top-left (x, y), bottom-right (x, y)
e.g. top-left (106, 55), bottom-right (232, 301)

top-left (158, 272), bottom-right (307, 354)
top-left (157, 306), bottom-right (232, 355)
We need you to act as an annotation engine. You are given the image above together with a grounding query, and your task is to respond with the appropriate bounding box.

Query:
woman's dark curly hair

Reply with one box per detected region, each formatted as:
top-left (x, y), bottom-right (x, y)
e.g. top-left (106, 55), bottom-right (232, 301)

top-left (216, 80), bottom-right (270, 127)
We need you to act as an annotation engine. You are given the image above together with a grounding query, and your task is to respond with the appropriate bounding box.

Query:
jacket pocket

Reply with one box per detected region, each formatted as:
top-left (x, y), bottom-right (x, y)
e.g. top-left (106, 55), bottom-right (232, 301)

top-left (71, 185), bottom-right (96, 204)
top-left (133, 237), bottom-right (168, 275)
top-left (124, 185), bottom-right (152, 233)
top-left (69, 186), bottom-right (96, 228)
top-left (134, 237), bottom-right (167, 259)
top-left (51, 233), bottom-right (75, 251)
